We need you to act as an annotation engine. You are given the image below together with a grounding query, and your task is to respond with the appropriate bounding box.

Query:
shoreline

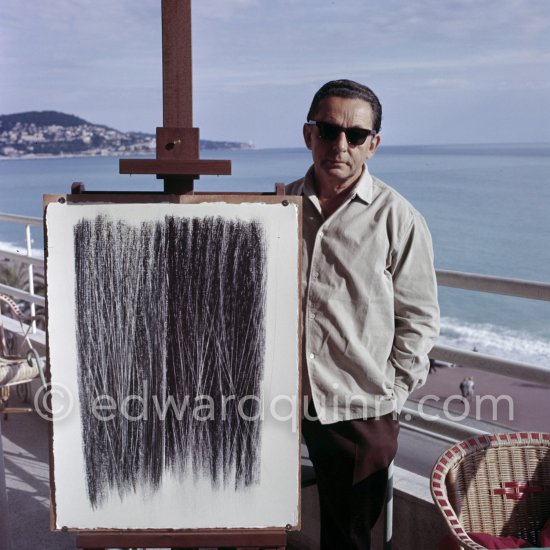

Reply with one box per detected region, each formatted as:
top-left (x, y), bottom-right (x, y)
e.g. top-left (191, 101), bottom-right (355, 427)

top-left (0, 150), bottom-right (157, 161)
top-left (0, 146), bottom-right (255, 162)
top-left (1, 142), bottom-right (548, 161)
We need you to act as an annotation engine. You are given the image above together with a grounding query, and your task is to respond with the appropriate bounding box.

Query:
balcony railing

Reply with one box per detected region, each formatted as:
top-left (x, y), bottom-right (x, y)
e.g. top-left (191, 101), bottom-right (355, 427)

top-left (402, 270), bottom-right (550, 443)
top-left (2, 210), bottom-right (550, 550)
top-left (2, 211), bottom-right (549, 443)
top-left (0, 213), bottom-right (43, 332)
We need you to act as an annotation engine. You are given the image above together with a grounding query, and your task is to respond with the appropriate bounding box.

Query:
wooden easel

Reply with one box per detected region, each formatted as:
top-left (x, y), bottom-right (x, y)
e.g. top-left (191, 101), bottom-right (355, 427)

top-left (119, 0), bottom-right (231, 194)
top-left (67, 1), bottom-right (291, 548)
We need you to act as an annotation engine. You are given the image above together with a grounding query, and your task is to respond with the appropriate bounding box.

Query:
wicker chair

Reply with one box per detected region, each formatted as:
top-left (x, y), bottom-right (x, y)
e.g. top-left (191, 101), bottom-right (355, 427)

top-left (1, 293), bottom-right (46, 414)
top-left (431, 432), bottom-right (550, 549)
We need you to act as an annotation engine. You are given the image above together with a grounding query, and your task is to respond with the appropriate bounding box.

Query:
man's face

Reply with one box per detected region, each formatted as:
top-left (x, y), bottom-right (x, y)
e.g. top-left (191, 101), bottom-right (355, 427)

top-left (303, 96), bottom-right (380, 190)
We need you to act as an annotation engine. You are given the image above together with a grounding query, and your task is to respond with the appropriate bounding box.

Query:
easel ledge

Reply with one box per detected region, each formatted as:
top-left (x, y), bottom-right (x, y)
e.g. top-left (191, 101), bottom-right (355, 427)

top-left (43, 186), bottom-right (293, 210)
top-left (68, 180), bottom-right (287, 197)
top-left (76, 527), bottom-right (287, 549)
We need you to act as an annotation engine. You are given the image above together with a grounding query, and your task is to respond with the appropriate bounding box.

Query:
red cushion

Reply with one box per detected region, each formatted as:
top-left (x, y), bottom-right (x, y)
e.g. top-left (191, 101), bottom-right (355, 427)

top-left (438, 532), bottom-right (531, 549)
top-left (469, 532), bottom-right (531, 548)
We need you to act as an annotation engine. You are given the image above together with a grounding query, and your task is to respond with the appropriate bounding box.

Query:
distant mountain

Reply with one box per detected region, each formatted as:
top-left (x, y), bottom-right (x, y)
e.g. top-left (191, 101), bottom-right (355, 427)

top-left (0, 111), bottom-right (254, 158)
top-left (0, 111), bottom-right (93, 131)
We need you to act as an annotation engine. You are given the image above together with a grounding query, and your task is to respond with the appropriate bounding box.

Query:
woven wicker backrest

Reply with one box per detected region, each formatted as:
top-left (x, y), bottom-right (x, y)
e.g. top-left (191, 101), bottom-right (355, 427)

top-left (432, 433), bottom-right (550, 549)
top-left (0, 293), bottom-right (24, 359)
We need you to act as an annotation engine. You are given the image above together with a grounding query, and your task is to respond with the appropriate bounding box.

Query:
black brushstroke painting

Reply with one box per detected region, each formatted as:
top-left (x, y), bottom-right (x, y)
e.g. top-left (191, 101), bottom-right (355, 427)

top-left (74, 215), bottom-right (267, 508)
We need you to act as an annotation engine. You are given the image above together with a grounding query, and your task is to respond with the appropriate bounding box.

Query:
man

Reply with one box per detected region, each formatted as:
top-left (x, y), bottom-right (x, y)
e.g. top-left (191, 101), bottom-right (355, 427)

top-left (286, 80), bottom-right (439, 549)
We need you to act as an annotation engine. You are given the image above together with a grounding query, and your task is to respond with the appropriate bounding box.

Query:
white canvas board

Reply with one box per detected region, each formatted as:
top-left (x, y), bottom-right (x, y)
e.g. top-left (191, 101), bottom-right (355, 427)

top-left (45, 199), bottom-right (300, 530)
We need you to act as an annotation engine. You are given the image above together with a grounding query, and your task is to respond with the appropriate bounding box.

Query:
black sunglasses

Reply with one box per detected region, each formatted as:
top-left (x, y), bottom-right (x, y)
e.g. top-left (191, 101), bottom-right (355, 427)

top-left (306, 121), bottom-right (376, 146)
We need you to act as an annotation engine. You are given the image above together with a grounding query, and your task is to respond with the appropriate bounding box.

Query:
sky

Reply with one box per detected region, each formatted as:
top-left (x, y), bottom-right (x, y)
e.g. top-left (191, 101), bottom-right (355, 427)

top-left (1, 0), bottom-right (549, 148)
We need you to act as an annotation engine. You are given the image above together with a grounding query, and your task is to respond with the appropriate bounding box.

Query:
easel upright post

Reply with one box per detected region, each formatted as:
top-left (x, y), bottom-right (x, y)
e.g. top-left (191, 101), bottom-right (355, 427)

top-left (119, 0), bottom-right (231, 192)
top-left (162, 0), bottom-right (193, 128)
top-left (160, 0), bottom-right (194, 193)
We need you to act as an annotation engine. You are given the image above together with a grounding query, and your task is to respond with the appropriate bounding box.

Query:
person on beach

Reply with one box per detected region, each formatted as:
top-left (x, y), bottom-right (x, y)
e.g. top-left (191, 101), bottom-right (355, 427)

top-left (460, 376), bottom-right (475, 398)
top-left (286, 79), bottom-right (440, 549)
top-left (460, 377), bottom-right (469, 398)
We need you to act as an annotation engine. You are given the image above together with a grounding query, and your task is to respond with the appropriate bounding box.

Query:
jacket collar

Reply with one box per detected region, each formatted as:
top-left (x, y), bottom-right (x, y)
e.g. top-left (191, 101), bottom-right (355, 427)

top-left (301, 163), bottom-right (374, 205)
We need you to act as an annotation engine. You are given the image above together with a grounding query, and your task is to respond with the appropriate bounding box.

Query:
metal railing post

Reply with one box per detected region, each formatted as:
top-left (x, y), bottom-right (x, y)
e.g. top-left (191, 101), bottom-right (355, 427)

top-left (383, 460), bottom-right (394, 550)
top-left (25, 223), bottom-right (36, 333)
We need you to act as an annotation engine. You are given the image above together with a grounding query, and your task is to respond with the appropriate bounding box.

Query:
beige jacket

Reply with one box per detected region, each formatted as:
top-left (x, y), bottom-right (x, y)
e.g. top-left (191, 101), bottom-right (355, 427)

top-left (286, 164), bottom-right (440, 424)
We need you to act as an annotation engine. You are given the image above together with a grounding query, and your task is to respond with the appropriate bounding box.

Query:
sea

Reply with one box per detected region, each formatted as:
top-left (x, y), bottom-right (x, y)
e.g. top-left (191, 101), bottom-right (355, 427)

top-left (1, 143), bottom-right (549, 368)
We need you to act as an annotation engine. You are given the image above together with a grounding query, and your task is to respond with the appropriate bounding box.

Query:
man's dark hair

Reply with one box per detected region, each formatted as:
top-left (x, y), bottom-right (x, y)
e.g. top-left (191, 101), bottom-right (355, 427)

top-left (307, 79), bottom-right (382, 133)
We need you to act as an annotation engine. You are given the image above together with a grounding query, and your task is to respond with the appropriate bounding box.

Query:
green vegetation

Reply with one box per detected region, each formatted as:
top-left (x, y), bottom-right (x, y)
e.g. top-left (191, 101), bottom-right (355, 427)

top-left (0, 260), bottom-right (45, 325)
top-left (0, 110), bottom-right (90, 131)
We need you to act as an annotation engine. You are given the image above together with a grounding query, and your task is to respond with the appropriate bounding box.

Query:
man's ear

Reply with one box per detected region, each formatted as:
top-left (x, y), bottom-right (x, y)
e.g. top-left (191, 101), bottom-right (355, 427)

top-left (365, 134), bottom-right (381, 159)
top-left (303, 123), bottom-right (313, 150)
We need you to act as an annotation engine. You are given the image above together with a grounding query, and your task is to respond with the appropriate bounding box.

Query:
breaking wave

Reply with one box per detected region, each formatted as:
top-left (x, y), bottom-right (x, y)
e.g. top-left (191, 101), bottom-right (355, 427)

top-left (439, 317), bottom-right (550, 369)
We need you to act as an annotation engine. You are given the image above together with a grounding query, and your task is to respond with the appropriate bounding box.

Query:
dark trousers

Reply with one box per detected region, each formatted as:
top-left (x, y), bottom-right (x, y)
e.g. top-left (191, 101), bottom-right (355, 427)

top-left (302, 409), bottom-right (399, 550)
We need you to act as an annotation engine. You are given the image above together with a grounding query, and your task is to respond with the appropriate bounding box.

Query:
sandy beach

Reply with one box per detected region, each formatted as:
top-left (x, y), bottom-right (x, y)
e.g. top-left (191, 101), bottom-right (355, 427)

top-left (410, 363), bottom-right (550, 433)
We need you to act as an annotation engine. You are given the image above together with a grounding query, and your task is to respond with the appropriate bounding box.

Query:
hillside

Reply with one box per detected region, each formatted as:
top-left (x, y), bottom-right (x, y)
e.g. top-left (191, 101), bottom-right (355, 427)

top-left (0, 111), bottom-right (253, 158)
